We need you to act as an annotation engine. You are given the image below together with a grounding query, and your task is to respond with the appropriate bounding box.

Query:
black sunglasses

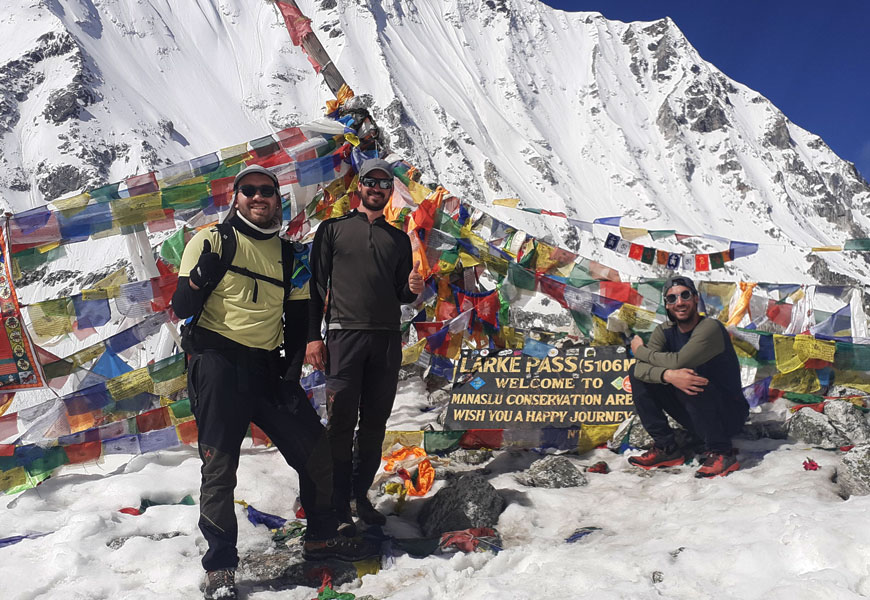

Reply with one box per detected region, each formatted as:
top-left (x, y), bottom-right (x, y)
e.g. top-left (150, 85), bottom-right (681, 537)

top-left (665, 290), bottom-right (694, 304)
top-left (238, 184), bottom-right (277, 198)
top-left (360, 176), bottom-right (394, 189)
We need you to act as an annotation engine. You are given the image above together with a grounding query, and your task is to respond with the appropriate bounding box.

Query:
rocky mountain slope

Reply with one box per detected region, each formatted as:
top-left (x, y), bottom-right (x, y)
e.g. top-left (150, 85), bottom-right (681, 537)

top-left (1, 0), bottom-right (868, 289)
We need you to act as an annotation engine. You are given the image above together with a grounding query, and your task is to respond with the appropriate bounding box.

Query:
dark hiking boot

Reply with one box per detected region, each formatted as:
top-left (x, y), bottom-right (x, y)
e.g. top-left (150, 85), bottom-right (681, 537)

top-left (353, 495), bottom-right (386, 526)
top-left (204, 569), bottom-right (237, 600)
top-left (694, 452), bottom-right (740, 478)
top-left (336, 504), bottom-right (357, 537)
top-left (628, 445), bottom-right (686, 470)
top-left (302, 535), bottom-right (380, 562)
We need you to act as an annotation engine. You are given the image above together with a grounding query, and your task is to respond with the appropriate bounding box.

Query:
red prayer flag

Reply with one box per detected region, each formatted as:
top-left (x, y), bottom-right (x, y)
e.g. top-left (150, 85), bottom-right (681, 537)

top-left (459, 429), bottom-right (504, 450)
top-left (694, 254), bottom-right (710, 272)
top-left (475, 293), bottom-right (501, 326)
top-left (766, 300), bottom-right (794, 328)
top-left (176, 420), bottom-right (198, 444)
top-left (250, 423), bottom-right (271, 447)
top-left (628, 243), bottom-right (644, 260)
top-left (538, 276), bottom-right (568, 308)
top-left (276, 1), bottom-right (314, 46)
top-left (65, 440), bottom-right (102, 464)
top-left (136, 407), bottom-right (171, 433)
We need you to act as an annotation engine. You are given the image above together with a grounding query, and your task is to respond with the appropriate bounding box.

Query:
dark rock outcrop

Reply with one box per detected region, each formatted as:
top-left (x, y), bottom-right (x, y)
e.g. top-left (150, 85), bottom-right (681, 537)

top-left (417, 473), bottom-right (505, 537)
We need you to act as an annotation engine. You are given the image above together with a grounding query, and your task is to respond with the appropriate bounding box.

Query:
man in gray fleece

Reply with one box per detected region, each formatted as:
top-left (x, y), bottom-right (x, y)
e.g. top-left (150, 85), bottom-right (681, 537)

top-left (628, 275), bottom-right (749, 478)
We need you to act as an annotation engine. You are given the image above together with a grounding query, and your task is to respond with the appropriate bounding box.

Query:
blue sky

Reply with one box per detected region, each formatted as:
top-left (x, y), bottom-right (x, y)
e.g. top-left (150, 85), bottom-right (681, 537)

top-left (542, 1), bottom-right (870, 181)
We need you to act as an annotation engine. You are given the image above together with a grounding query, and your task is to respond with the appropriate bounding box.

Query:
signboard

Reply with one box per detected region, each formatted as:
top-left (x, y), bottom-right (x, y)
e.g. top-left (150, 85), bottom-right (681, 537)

top-left (445, 346), bottom-right (634, 430)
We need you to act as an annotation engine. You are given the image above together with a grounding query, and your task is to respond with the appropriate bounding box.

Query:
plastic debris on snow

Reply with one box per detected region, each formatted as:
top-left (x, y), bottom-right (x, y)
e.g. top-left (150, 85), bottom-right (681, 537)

top-left (566, 527), bottom-right (602, 543)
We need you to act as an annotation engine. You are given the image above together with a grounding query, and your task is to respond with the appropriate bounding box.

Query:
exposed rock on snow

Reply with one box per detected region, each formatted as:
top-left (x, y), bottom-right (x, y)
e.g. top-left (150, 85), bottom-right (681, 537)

top-left (787, 407), bottom-right (850, 448)
top-left (417, 473), bottom-right (505, 537)
top-left (837, 445), bottom-right (870, 497)
top-left (824, 400), bottom-right (870, 445)
top-left (515, 455), bottom-right (588, 488)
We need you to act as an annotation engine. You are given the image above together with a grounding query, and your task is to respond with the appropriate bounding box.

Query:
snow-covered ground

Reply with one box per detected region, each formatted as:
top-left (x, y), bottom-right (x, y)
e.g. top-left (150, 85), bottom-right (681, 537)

top-left (3, 380), bottom-right (869, 600)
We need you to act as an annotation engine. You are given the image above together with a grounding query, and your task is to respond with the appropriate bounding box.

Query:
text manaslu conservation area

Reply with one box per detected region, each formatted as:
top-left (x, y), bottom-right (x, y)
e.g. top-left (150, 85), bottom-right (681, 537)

top-left (445, 346), bottom-right (635, 430)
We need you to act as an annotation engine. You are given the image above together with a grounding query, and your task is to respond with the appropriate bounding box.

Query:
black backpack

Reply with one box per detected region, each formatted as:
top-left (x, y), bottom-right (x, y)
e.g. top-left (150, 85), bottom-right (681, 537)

top-left (180, 221), bottom-right (301, 354)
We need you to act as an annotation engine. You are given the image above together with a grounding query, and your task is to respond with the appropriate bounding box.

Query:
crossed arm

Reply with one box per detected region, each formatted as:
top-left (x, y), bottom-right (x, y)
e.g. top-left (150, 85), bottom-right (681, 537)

top-left (631, 319), bottom-right (725, 395)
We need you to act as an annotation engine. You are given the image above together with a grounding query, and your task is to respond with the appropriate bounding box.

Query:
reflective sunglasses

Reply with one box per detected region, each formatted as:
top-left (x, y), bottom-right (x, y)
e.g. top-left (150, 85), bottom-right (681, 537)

top-left (664, 290), bottom-right (694, 305)
top-left (360, 176), bottom-right (394, 189)
top-left (238, 184), bottom-right (277, 198)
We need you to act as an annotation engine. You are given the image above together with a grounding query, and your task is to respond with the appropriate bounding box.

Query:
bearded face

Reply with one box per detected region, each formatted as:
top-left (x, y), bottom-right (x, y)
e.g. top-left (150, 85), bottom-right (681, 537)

top-left (358, 169), bottom-right (392, 212)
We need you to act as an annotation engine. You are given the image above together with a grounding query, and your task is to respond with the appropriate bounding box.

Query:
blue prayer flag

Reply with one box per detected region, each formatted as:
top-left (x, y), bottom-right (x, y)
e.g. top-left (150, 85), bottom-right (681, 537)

top-left (593, 216), bottom-right (622, 226)
top-left (72, 296), bottom-right (111, 329)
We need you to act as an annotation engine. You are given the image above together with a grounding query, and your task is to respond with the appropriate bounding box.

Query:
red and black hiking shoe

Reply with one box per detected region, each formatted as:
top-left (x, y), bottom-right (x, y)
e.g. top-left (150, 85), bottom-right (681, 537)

top-left (628, 445), bottom-right (686, 470)
top-left (694, 451), bottom-right (739, 478)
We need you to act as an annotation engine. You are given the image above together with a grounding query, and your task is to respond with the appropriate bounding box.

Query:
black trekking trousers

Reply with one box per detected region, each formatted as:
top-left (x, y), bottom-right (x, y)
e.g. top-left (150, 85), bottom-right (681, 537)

top-left (188, 347), bottom-right (337, 572)
top-left (324, 329), bottom-right (402, 505)
top-left (629, 366), bottom-right (749, 453)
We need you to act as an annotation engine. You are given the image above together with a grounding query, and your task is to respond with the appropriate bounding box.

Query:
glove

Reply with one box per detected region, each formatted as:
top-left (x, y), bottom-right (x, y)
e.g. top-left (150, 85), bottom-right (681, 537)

top-left (189, 240), bottom-right (223, 289)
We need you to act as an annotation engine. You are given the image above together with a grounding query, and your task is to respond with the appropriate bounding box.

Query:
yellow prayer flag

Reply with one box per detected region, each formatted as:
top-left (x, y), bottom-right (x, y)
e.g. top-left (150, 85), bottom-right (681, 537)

top-left (219, 144), bottom-right (252, 166)
top-left (106, 367), bottom-right (154, 401)
top-left (28, 299), bottom-right (74, 338)
top-left (354, 557), bottom-right (381, 578)
top-left (619, 226), bottom-right (648, 241)
top-left (381, 431), bottom-right (425, 454)
top-left (344, 133), bottom-right (360, 147)
top-left (331, 193), bottom-right (351, 219)
top-left (112, 192), bottom-right (165, 228)
top-left (771, 369), bottom-right (820, 394)
top-left (793, 334), bottom-right (836, 363)
top-left (0, 467), bottom-right (28, 493)
top-left (93, 267), bottom-right (131, 290)
top-left (773, 335), bottom-right (804, 373)
top-left (577, 424), bottom-right (620, 453)
top-left (459, 250), bottom-right (481, 268)
top-left (493, 198), bottom-right (521, 208)
top-left (592, 316), bottom-right (625, 346)
top-left (401, 339), bottom-right (427, 366)
top-left (407, 179), bottom-right (429, 205)
top-left (617, 304), bottom-right (657, 332)
top-left (37, 242), bottom-right (61, 254)
top-left (834, 371), bottom-right (870, 394)
top-left (52, 192), bottom-right (90, 214)
top-left (153, 374), bottom-right (188, 397)
top-left (535, 242), bottom-right (558, 273)
top-left (71, 343), bottom-right (107, 368)
top-left (811, 246), bottom-right (843, 252)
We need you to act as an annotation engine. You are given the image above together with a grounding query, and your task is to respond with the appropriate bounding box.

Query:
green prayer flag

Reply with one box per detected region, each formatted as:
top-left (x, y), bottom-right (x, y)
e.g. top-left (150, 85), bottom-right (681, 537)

top-left (640, 246), bottom-right (655, 265)
top-left (161, 182), bottom-right (210, 211)
top-left (508, 262), bottom-right (537, 291)
top-left (160, 227), bottom-right (188, 268)
top-left (423, 430), bottom-right (464, 454)
top-left (149, 354), bottom-right (186, 383)
top-left (435, 210), bottom-right (462, 238)
top-left (844, 239), bottom-right (870, 251)
top-left (835, 342), bottom-right (870, 371)
top-left (25, 446), bottom-right (68, 477)
top-left (168, 398), bottom-right (192, 420)
top-left (649, 229), bottom-right (677, 241)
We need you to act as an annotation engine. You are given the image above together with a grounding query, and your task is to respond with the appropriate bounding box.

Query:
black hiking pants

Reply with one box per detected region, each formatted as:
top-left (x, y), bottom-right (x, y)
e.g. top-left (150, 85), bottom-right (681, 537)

top-left (629, 367), bottom-right (749, 453)
top-left (324, 329), bottom-right (402, 507)
top-left (188, 347), bottom-right (338, 572)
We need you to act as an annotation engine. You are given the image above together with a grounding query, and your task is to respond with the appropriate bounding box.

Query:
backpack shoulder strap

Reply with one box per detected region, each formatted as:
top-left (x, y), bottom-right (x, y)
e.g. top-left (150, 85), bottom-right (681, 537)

top-left (216, 221), bottom-right (237, 269)
top-left (281, 239), bottom-right (295, 293)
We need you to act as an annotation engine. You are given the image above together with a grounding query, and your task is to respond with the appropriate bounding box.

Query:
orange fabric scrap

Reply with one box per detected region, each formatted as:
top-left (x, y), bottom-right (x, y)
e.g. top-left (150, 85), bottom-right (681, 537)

top-left (382, 445), bottom-right (434, 496)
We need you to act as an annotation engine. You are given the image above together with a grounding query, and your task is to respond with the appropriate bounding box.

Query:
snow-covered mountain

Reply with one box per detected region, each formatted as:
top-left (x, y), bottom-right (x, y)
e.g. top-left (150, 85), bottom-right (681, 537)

top-left (2, 0), bottom-right (869, 287)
